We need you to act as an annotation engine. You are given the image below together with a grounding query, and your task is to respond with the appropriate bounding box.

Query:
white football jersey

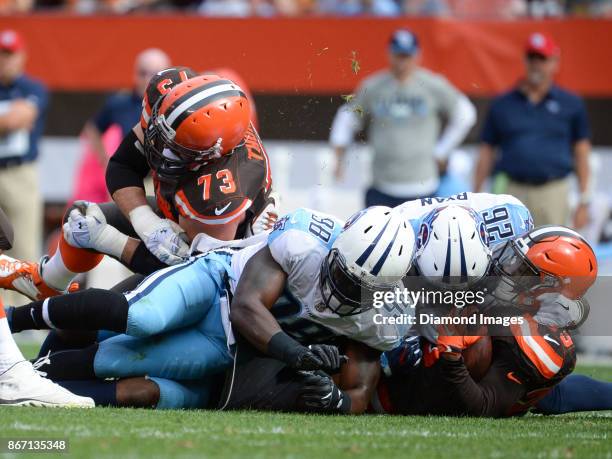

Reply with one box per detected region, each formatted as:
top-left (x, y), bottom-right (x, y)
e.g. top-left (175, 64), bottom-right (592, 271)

top-left (393, 192), bottom-right (534, 246)
top-left (264, 207), bottom-right (409, 352)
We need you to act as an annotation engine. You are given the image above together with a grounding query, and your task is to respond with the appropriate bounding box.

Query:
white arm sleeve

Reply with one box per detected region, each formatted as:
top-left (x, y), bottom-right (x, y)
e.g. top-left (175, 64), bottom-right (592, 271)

top-left (434, 95), bottom-right (477, 160)
top-left (329, 104), bottom-right (361, 148)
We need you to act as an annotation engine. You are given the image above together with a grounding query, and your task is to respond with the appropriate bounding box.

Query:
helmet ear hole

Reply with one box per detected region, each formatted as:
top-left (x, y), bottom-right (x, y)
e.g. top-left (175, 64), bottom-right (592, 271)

top-left (364, 225), bottom-right (373, 233)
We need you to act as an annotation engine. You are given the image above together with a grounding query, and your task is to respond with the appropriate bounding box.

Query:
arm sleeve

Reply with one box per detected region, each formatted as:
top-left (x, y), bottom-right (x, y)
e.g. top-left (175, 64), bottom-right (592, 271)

top-left (105, 129), bottom-right (150, 195)
top-left (435, 355), bottom-right (526, 417)
top-left (571, 98), bottom-right (591, 143)
top-left (434, 95), bottom-right (477, 160)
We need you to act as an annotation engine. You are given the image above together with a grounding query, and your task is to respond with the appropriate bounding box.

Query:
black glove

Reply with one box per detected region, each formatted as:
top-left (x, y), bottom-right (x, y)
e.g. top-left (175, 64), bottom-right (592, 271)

top-left (296, 372), bottom-right (351, 414)
top-left (308, 344), bottom-right (348, 374)
top-left (267, 332), bottom-right (348, 372)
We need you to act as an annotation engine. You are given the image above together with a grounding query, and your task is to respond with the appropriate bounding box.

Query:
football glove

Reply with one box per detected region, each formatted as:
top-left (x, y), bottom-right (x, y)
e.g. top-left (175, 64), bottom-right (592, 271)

top-left (308, 344), bottom-right (348, 374)
top-left (296, 372), bottom-right (351, 414)
top-left (268, 332), bottom-right (347, 373)
top-left (129, 205), bottom-right (190, 265)
top-left (63, 201), bottom-right (128, 259)
top-left (381, 336), bottom-right (422, 377)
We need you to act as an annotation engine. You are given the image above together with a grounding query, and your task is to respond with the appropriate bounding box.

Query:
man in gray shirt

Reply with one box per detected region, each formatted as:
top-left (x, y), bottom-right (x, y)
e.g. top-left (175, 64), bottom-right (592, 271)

top-left (330, 28), bottom-right (476, 207)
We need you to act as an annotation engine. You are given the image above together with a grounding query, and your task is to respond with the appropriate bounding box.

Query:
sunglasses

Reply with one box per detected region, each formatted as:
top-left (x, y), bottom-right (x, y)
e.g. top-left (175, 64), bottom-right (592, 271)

top-left (526, 52), bottom-right (549, 62)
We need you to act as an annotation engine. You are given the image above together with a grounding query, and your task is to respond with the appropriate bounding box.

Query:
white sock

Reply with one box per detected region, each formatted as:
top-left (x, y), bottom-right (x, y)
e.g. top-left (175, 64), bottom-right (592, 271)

top-left (0, 317), bottom-right (25, 373)
top-left (40, 250), bottom-right (76, 291)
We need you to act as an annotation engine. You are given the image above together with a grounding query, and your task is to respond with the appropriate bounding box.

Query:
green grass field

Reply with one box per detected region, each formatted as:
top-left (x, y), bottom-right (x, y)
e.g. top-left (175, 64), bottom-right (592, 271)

top-left (2, 346), bottom-right (612, 459)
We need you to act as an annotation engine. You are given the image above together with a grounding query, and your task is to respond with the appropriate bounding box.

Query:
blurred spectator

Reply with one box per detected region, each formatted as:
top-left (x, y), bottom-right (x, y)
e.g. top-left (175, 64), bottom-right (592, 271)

top-left (319, 0), bottom-right (401, 15)
top-left (199, 0), bottom-right (277, 15)
top-left (330, 28), bottom-right (476, 207)
top-left (474, 33), bottom-right (592, 228)
top-left (404, 0), bottom-right (449, 15)
top-left (73, 48), bottom-right (170, 202)
top-left (526, 0), bottom-right (563, 16)
top-left (0, 0), bottom-right (33, 13)
top-left (0, 29), bottom-right (47, 265)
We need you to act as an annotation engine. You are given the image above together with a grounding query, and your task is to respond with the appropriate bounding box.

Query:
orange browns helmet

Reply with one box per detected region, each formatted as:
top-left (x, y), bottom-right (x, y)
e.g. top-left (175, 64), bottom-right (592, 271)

top-left (140, 66), bottom-right (198, 133)
top-left (144, 74), bottom-right (251, 181)
top-left (491, 225), bottom-right (597, 313)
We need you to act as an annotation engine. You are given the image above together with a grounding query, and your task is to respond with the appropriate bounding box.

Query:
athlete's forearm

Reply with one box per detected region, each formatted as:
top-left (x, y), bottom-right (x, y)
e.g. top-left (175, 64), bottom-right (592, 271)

top-left (230, 295), bottom-right (283, 354)
top-left (120, 237), bottom-right (142, 266)
top-left (437, 354), bottom-right (524, 417)
top-left (230, 247), bottom-right (289, 354)
top-left (112, 187), bottom-right (150, 221)
top-left (337, 341), bottom-right (381, 414)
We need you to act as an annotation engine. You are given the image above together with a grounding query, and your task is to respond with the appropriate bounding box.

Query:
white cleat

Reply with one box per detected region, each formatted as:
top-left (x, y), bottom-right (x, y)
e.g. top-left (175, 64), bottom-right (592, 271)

top-left (0, 360), bottom-right (95, 408)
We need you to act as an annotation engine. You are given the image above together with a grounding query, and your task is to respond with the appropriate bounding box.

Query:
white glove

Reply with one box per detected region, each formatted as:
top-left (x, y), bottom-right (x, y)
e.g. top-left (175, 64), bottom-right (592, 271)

top-left (533, 293), bottom-right (589, 329)
top-left (129, 205), bottom-right (190, 265)
top-left (63, 201), bottom-right (128, 258)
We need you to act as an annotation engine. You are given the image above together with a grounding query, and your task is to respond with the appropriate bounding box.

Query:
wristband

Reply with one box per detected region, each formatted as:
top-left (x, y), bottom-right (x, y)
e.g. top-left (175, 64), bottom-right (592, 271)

top-left (267, 331), bottom-right (307, 366)
top-left (129, 205), bottom-right (162, 240)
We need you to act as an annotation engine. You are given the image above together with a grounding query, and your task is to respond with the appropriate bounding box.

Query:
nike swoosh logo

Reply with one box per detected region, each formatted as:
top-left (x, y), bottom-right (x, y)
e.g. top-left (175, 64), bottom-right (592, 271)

top-left (556, 301), bottom-right (570, 311)
top-left (543, 334), bottom-right (560, 346)
top-left (506, 372), bottom-right (521, 384)
top-left (214, 203), bottom-right (232, 216)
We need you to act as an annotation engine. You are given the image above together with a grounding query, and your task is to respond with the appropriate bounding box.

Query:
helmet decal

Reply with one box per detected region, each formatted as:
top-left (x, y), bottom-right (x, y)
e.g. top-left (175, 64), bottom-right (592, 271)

top-left (417, 222), bottom-right (430, 250)
top-left (479, 221), bottom-right (488, 246)
top-left (370, 223), bottom-right (401, 276)
top-left (459, 226), bottom-right (468, 280)
top-left (343, 208), bottom-right (368, 230)
top-left (354, 218), bottom-right (390, 268)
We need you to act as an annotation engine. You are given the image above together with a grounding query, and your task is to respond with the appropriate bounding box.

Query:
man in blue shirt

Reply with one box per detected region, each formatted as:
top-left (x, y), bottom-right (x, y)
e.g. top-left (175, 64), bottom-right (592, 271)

top-left (0, 29), bottom-right (48, 286)
top-left (474, 32), bottom-right (591, 229)
top-left (81, 48), bottom-right (170, 170)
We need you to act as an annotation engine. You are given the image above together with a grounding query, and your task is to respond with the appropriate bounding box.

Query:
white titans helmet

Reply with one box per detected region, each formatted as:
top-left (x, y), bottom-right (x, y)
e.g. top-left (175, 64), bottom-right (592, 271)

top-left (320, 206), bottom-right (416, 316)
top-left (415, 204), bottom-right (491, 290)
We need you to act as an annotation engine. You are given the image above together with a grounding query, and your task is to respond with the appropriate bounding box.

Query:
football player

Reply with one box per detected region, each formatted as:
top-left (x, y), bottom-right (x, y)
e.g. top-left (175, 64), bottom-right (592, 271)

top-left (0, 68), bottom-right (275, 302)
top-left (0, 206), bottom-right (93, 407)
top-left (376, 225), bottom-right (598, 417)
top-left (5, 206), bottom-right (415, 410)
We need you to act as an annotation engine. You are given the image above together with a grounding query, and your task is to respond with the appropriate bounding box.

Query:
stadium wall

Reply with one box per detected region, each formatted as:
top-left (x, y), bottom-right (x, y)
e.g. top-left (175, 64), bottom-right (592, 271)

top-left (2, 16), bottom-right (612, 143)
